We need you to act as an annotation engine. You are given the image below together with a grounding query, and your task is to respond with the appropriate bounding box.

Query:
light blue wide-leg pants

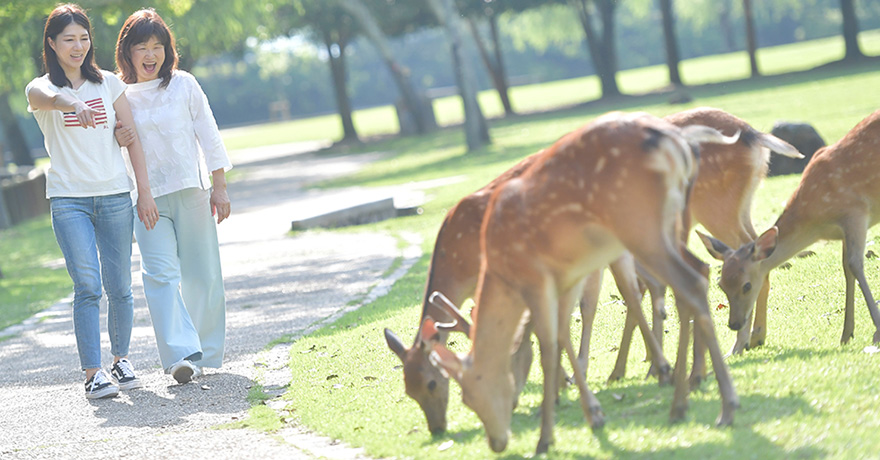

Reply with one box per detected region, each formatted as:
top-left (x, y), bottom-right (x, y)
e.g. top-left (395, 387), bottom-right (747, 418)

top-left (134, 187), bottom-right (226, 371)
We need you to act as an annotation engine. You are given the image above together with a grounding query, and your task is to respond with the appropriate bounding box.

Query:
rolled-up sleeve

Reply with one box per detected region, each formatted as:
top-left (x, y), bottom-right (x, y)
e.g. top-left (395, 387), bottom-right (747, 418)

top-left (186, 74), bottom-right (232, 173)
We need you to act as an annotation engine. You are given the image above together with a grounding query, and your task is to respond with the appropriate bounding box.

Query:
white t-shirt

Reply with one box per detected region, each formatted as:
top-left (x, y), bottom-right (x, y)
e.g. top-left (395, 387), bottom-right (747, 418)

top-left (26, 71), bottom-right (132, 198)
top-left (124, 70), bottom-right (231, 199)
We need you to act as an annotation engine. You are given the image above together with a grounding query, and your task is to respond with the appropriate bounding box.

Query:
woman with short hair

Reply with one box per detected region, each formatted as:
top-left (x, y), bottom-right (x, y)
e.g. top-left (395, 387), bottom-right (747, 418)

top-left (114, 8), bottom-right (232, 384)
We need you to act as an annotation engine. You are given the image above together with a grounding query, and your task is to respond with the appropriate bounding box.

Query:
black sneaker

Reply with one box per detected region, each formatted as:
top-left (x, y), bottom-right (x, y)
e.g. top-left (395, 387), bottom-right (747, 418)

top-left (110, 358), bottom-right (143, 390)
top-left (85, 369), bottom-right (119, 399)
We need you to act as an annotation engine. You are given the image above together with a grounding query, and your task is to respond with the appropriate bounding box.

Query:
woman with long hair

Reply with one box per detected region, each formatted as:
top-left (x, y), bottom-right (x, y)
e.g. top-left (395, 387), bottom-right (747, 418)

top-left (26, 3), bottom-right (158, 399)
top-left (114, 8), bottom-right (231, 384)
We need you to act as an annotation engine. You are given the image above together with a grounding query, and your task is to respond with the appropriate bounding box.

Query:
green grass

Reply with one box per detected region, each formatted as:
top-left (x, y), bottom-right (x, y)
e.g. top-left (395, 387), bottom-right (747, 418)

top-left (268, 55), bottom-right (880, 459)
top-left (0, 216), bottom-right (71, 332)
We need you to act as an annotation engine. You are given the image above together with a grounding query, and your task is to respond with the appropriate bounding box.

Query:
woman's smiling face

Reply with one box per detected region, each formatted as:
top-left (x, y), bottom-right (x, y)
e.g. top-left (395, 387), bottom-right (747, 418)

top-left (48, 23), bottom-right (90, 74)
top-left (130, 35), bottom-right (165, 83)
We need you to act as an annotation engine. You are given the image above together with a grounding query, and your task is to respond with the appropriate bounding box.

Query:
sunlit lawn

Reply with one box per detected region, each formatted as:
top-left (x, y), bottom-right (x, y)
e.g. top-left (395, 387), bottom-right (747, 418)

top-left (264, 38), bottom-right (880, 459)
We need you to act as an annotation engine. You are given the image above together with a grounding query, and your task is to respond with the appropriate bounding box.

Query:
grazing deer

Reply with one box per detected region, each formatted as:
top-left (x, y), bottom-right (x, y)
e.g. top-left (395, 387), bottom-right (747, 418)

top-left (428, 112), bottom-right (739, 454)
top-left (602, 107), bottom-right (804, 380)
top-left (699, 109), bottom-right (880, 347)
top-left (384, 152), bottom-right (671, 434)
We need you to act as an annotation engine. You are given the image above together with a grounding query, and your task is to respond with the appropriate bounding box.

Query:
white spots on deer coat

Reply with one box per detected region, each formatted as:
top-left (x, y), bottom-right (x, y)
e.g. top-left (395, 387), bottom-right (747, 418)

top-left (610, 147), bottom-right (621, 157)
top-left (456, 232), bottom-right (463, 239)
top-left (595, 156), bottom-right (607, 174)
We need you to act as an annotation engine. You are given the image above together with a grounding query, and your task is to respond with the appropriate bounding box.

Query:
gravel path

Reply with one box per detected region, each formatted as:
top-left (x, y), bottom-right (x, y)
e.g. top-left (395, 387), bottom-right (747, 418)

top-left (0, 141), bottom-right (419, 459)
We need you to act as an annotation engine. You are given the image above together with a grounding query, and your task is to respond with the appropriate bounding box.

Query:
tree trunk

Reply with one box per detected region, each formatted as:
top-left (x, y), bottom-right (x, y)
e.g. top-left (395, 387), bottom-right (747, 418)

top-left (321, 29), bottom-right (359, 144)
top-left (427, 0), bottom-right (491, 152)
top-left (337, 0), bottom-right (436, 135)
top-left (840, 0), bottom-right (864, 60)
top-left (659, 0), bottom-right (682, 87)
top-left (0, 92), bottom-right (34, 166)
top-left (571, 0), bottom-right (621, 99)
top-left (743, 0), bottom-right (760, 77)
top-left (718, 0), bottom-right (736, 52)
top-left (467, 15), bottom-right (514, 116)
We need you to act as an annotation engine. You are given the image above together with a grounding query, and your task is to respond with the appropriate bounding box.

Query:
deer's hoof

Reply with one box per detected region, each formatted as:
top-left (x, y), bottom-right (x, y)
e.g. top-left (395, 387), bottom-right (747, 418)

top-left (670, 403), bottom-right (688, 423)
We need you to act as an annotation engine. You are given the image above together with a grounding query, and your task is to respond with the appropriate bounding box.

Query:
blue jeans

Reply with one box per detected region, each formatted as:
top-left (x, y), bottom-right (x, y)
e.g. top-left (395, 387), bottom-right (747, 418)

top-left (50, 193), bottom-right (134, 370)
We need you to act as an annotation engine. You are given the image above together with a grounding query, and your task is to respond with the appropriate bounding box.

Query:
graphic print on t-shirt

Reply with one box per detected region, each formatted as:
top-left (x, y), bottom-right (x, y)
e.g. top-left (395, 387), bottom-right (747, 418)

top-left (63, 97), bottom-right (108, 128)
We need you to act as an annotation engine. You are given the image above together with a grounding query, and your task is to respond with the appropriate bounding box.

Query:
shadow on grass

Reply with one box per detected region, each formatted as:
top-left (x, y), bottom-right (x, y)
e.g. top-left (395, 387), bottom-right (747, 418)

top-left (486, 377), bottom-right (820, 458)
top-left (725, 344), bottom-right (855, 369)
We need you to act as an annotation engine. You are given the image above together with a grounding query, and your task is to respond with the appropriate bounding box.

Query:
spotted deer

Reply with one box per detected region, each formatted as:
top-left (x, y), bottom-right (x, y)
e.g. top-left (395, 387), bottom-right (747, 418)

top-left (700, 108), bottom-right (880, 347)
top-left (600, 107), bottom-right (804, 381)
top-left (384, 152), bottom-right (671, 435)
top-left (427, 112), bottom-right (739, 454)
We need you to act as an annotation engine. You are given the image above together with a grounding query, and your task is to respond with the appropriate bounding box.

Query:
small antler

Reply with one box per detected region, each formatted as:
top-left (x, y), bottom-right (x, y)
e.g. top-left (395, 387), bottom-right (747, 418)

top-left (428, 291), bottom-right (472, 335)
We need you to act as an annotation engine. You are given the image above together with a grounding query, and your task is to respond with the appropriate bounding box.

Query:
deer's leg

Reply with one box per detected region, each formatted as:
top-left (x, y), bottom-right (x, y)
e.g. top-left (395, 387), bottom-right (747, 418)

top-left (649, 281), bottom-right (667, 358)
top-left (636, 264), bottom-right (668, 364)
top-left (609, 292), bottom-right (637, 382)
top-left (577, 270), bottom-right (602, 378)
top-left (559, 283), bottom-right (604, 429)
top-left (523, 276), bottom-right (560, 455)
top-left (842, 222), bottom-right (880, 343)
top-left (728, 313), bottom-right (753, 356)
top-left (609, 254), bottom-right (671, 385)
top-left (634, 242), bottom-right (738, 427)
top-left (671, 306), bottom-right (691, 422)
top-left (748, 274), bottom-right (770, 349)
top-left (511, 321), bottom-right (534, 407)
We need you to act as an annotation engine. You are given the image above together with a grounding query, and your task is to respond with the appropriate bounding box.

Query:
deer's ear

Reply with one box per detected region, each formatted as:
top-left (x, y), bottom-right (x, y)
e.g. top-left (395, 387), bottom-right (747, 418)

top-left (753, 226), bottom-right (778, 261)
top-left (697, 231), bottom-right (732, 261)
top-left (384, 328), bottom-right (408, 362)
top-left (429, 344), bottom-right (464, 382)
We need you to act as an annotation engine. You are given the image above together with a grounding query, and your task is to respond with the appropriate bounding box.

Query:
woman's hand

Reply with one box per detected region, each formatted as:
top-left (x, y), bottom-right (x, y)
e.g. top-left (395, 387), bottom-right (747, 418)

top-left (73, 100), bottom-right (101, 129)
top-left (114, 121), bottom-right (136, 146)
top-left (210, 185), bottom-right (231, 224)
top-left (136, 194), bottom-right (159, 230)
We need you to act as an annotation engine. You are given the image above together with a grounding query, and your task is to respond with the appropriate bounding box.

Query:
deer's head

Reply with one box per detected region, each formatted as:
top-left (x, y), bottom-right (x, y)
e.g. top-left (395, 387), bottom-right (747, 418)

top-left (698, 227), bottom-right (778, 330)
top-left (384, 292), bottom-right (472, 434)
top-left (429, 335), bottom-right (514, 453)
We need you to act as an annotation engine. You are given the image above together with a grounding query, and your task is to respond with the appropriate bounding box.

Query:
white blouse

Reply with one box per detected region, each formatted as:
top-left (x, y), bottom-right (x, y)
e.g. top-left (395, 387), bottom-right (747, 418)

top-left (124, 70), bottom-right (232, 198)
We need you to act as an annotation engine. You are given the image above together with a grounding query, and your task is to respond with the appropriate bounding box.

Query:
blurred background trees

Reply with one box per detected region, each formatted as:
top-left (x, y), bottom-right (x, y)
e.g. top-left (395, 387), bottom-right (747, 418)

top-left (1, 0), bottom-right (879, 164)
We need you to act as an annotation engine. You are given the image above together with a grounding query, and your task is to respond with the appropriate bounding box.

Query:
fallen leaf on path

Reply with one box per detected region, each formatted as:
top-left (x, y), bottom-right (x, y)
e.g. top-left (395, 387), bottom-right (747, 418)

top-left (438, 440), bottom-right (454, 451)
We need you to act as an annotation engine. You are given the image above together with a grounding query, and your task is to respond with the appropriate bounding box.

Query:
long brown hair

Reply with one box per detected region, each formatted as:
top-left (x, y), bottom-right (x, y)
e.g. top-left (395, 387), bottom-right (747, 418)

top-left (42, 3), bottom-right (103, 87)
top-left (115, 8), bottom-right (178, 88)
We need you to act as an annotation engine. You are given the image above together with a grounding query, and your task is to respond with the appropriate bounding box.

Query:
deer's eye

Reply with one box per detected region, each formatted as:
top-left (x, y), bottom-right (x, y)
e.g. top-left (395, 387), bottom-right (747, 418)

top-left (743, 282), bottom-right (752, 294)
top-left (427, 380), bottom-right (437, 392)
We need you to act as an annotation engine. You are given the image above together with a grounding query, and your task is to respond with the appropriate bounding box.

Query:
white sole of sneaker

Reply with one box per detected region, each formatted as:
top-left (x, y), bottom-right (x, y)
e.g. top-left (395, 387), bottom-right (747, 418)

top-left (171, 363), bottom-right (194, 384)
top-left (86, 386), bottom-right (119, 399)
top-left (117, 379), bottom-right (143, 391)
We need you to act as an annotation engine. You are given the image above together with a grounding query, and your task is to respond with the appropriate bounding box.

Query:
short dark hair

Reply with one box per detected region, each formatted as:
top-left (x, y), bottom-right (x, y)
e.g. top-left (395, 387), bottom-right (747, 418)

top-left (42, 3), bottom-right (103, 87)
top-left (116, 8), bottom-right (178, 88)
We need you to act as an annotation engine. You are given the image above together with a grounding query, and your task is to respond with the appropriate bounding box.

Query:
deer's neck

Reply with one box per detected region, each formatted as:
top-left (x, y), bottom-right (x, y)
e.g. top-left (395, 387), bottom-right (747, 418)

top-left (763, 206), bottom-right (820, 271)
